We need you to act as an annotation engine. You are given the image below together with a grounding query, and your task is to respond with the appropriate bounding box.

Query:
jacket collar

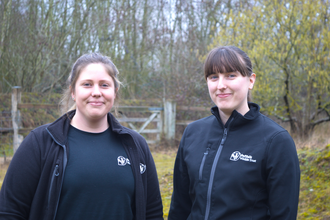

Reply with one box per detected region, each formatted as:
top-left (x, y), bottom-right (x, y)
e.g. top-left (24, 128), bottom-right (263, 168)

top-left (211, 102), bottom-right (260, 130)
top-left (46, 110), bottom-right (126, 146)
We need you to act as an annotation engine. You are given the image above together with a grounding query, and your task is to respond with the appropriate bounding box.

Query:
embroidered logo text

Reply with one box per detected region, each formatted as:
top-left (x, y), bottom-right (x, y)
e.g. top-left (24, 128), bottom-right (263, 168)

top-left (230, 151), bottom-right (256, 163)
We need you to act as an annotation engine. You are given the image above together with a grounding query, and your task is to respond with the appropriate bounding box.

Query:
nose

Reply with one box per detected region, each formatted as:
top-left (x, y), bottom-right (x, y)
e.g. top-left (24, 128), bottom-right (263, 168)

top-left (217, 76), bottom-right (227, 90)
top-left (91, 85), bottom-right (101, 97)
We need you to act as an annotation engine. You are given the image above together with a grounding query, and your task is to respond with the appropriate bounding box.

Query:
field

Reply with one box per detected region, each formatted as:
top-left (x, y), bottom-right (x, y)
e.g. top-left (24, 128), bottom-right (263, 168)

top-left (1, 142), bottom-right (330, 219)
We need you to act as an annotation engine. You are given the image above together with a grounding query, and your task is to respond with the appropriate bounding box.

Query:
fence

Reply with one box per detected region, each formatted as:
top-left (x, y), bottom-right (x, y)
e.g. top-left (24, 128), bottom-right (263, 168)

top-left (0, 111), bottom-right (13, 162)
top-left (1, 87), bottom-right (211, 155)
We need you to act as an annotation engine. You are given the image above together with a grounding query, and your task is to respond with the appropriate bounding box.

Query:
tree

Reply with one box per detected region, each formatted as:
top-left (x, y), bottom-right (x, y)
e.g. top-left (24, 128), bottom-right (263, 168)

top-left (0, 0), bottom-right (253, 108)
top-left (209, 0), bottom-right (330, 139)
top-left (0, 0), bottom-right (97, 93)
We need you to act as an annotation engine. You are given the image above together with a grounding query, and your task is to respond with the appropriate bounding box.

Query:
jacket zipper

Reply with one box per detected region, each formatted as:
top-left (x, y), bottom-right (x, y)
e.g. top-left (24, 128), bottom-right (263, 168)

top-left (48, 165), bottom-right (60, 206)
top-left (199, 146), bottom-right (211, 180)
top-left (204, 118), bottom-right (233, 220)
top-left (46, 128), bottom-right (68, 220)
top-left (51, 144), bottom-right (67, 220)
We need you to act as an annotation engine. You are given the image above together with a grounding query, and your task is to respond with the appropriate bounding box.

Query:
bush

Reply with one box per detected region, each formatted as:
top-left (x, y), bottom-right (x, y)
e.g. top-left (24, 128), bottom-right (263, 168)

top-left (298, 144), bottom-right (330, 219)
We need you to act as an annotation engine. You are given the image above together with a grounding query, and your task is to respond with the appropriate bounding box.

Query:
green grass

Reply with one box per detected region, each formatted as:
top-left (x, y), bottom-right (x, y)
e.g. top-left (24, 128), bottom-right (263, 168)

top-left (152, 150), bottom-right (176, 219)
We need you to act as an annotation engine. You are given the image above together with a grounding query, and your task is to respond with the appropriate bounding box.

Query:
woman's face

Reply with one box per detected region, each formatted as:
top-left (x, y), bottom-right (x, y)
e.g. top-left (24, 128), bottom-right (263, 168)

top-left (207, 71), bottom-right (255, 117)
top-left (72, 63), bottom-right (116, 123)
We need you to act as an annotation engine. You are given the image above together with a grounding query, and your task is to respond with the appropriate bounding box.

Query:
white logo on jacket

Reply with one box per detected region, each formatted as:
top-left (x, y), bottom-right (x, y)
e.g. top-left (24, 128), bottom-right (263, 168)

top-left (140, 163), bottom-right (146, 174)
top-left (117, 156), bottom-right (131, 166)
top-left (230, 151), bottom-right (256, 163)
top-left (117, 156), bottom-right (146, 174)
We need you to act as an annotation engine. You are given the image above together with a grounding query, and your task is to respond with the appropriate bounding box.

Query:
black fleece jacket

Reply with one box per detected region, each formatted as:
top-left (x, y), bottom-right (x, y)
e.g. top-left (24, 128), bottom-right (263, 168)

top-left (168, 103), bottom-right (300, 220)
top-left (0, 110), bottom-right (163, 220)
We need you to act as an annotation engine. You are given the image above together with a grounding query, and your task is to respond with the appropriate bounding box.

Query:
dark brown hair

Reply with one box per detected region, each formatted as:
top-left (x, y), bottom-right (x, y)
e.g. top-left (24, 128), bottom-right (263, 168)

top-left (204, 46), bottom-right (253, 80)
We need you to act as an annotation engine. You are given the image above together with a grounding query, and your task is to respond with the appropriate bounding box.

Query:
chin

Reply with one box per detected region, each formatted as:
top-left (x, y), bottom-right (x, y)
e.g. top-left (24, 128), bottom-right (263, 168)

top-left (218, 106), bottom-right (235, 113)
top-left (88, 112), bottom-right (107, 119)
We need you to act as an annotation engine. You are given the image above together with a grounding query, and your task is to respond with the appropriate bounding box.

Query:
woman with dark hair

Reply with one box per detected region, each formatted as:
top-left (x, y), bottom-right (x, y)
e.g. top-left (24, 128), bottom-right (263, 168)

top-left (168, 46), bottom-right (300, 220)
top-left (0, 53), bottom-right (163, 220)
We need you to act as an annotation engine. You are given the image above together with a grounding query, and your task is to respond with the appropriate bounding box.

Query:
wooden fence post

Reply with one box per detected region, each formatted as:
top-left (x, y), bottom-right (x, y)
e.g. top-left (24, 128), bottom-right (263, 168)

top-left (12, 86), bottom-right (22, 153)
top-left (164, 100), bottom-right (176, 142)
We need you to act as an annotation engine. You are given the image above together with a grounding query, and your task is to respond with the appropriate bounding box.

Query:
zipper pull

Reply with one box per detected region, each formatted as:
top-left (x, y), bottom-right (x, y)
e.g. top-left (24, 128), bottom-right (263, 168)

top-left (54, 165), bottom-right (59, 176)
top-left (204, 147), bottom-right (210, 155)
top-left (221, 129), bottom-right (227, 145)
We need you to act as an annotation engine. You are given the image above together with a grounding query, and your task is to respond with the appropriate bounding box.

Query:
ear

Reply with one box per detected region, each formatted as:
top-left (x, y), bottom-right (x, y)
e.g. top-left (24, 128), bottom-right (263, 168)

top-left (249, 73), bottom-right (256, 90)
top-left (70, 86), bottom-right (75, 100)
top-left (113, 88), bottom-right (118, 99)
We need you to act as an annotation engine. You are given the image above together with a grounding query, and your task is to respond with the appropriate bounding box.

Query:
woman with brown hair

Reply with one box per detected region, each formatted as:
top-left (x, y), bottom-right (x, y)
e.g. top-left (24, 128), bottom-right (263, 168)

top-left (168, 46), bottom-right (300, 220)
top-left (0, 53), bottom-right (163, 220)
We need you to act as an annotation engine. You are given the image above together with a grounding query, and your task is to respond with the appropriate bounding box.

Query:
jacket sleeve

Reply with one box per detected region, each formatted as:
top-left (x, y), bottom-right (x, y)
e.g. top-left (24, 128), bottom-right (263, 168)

top-left (168, 131), bottom-right (192, 220)
top-left (0, 131), bottom-right (42, 220)
top-left (144, 142), bottom-right (164, 220)
top-left (266, 130), bottom-right (300, 220)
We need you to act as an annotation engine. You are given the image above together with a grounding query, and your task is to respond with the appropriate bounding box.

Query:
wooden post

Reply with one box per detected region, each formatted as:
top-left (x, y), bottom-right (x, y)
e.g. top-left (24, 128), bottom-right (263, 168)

top-left (156, 111), bottom-right (162, 142)
top-left (164, 100), bottom-right (176, 142)
top-left (12, 86), bottom-right (22, 153)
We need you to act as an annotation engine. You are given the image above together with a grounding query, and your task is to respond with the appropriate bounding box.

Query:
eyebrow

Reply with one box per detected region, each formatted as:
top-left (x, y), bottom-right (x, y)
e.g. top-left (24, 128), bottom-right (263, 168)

top-left (79, 78), bottom-right (112, 81)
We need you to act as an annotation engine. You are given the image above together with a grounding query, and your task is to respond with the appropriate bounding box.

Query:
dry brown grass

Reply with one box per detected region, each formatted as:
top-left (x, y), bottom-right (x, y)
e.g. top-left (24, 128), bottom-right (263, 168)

top-left (294, 122), bottom-right (330, 149)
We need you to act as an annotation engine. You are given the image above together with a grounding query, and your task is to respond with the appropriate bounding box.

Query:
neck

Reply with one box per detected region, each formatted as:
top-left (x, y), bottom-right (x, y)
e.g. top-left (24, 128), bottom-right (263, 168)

top-left (71, 114), bottom-right (109, 133)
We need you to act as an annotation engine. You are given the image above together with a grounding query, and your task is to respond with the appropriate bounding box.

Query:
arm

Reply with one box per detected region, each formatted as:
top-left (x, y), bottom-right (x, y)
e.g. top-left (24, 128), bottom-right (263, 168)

top-left (168, 134), bottom-right (192, 220)
top-left (266, 131), bottom-right (300, 220)
top-left (0, 131), bottom-right (41, 220)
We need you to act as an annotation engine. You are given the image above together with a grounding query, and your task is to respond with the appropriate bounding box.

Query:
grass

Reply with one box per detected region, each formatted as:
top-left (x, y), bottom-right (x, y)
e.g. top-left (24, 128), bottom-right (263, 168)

top-left (0, 145), bottom-right (329, 219)
top-left (152, 150), bottom-right (176, 219)
top-left (0, 163), bottom-right (9, 189)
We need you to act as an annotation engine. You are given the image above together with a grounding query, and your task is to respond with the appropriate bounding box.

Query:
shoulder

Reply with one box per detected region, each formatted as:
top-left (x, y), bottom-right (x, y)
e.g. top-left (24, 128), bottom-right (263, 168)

top-left (180, 115), bottom-right (219, 146)
top-left (21, 112), bottom-right (70, 151)
top-left (30, 123), bottom-right (50, 135)
top-left (12, 123), bottom-right (55, 166)
top-left (108, 112), bottom-right (147, 144)
top-left (252, 114), bottom-right (296, 151)
top-left (256, 115), bottom-right (297, 156)
top-left (20, 123), bottom-right (52, 147)
top-left (121, 126), bottom-right (147, 144)
top-left (118, 126), bottom-right (151, 160)
top-left (257, 114), bottom-right (289, 137)
top-left (186, 115), bottom-right (216, 130)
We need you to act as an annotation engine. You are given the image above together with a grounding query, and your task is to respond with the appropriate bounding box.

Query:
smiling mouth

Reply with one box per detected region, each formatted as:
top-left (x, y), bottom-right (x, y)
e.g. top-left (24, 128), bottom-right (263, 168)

top-left (217, 94), bottom-right (231, 98)
top-left (89, 102), bottom-right (104, 106)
